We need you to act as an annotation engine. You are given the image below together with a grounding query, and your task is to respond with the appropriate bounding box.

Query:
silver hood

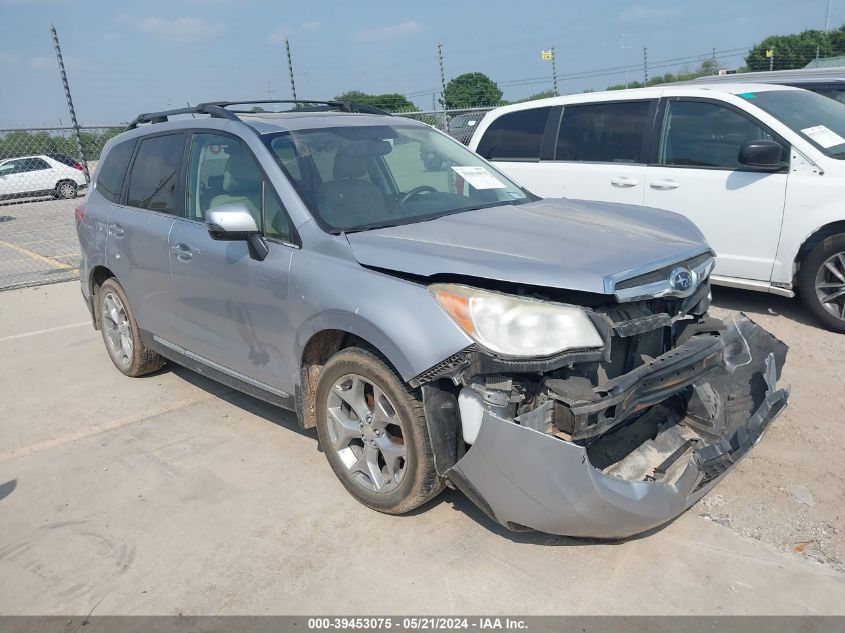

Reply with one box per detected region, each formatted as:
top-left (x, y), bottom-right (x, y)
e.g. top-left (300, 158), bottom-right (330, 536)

top-left (345, 198), bottom-right (710, 295)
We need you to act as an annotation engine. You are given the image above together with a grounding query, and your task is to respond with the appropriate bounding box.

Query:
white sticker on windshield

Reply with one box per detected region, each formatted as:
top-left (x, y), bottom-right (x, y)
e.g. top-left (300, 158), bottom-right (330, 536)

top-left (451, 166), bottom-right (506, 189)
top-left (801, 125), bottom-right (845, 149)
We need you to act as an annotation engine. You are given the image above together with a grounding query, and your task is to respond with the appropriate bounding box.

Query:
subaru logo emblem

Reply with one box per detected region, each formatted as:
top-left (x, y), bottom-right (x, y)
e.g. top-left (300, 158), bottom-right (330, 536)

top-left (669, 267), bottom-right (694, 292)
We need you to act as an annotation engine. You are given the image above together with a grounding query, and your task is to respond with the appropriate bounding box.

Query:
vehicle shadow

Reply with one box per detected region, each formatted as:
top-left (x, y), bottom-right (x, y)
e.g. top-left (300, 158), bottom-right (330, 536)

top-left (154, 360), bottom-right (679, 545)
top-left (710, 286), bottom-right (820, 329)
top-left (0, 479), bottom-right (17, 502)
top-left (166, 363), bottom-right (317, 440)
top-left (404, 485), bottom-right (678, 546)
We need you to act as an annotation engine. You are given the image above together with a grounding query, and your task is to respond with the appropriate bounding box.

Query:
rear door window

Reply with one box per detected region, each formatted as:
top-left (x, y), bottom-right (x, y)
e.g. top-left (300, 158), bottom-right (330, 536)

top-left (96, 140), bottom-right (136, 203)
top-left (555, 101), bottom-right (652, 163)
top-left (476, 107), bottom-right (552, 161)
top-left (127, 134), bottom-right (186, 214)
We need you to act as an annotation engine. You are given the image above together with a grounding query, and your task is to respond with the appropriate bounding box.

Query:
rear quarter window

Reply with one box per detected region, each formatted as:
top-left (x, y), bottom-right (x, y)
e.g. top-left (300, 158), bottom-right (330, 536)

top-left (555, 100), bottom-right (652, 163)
top-left (96, 139), bottom-right (136, 204)
top-left (476, 107), bottom-right (552, 161)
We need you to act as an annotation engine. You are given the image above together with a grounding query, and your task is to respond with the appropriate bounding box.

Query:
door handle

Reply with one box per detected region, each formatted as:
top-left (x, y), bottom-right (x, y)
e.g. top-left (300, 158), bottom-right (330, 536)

top-left (110, 223), bottom-right (124, 237)
top-left (649, 179), bottom-right (680, 190)
top-left (170, 243), bottom-right (193, 261)
top-left (610, 176), bottom-right (638, 188)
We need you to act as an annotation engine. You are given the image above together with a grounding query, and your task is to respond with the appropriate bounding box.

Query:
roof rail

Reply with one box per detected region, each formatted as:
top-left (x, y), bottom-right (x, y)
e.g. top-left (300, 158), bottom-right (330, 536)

top-left (126, 99), bottom-right (391, 130)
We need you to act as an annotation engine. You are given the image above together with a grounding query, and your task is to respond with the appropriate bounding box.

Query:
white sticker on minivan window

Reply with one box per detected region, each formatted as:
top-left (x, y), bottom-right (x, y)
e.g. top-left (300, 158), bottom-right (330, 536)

top-left (800, 125), bottom-right (845, 149)
top-left (451, 166), bottom-right (506, 189)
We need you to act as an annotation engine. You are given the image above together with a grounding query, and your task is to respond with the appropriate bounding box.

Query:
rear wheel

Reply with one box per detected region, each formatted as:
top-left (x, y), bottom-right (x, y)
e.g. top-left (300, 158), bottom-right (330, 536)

top-left (798, 233), bottom-right (845, 333)
top-left (314, 347), bottom-right (443, 514)
top-left (55, 180), bottom-right (77, 199)
top-left (98, 278), bottom-right (165, 376)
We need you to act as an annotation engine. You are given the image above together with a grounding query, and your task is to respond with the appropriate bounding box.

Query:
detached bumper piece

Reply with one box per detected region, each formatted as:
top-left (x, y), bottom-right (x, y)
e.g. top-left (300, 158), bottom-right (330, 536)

top-left (446, 315), bottom-right (789, 538)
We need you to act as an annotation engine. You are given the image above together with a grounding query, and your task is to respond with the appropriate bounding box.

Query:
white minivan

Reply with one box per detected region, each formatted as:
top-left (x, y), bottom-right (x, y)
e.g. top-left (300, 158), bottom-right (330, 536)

top-left (469, 84), bottom-right (845, 332)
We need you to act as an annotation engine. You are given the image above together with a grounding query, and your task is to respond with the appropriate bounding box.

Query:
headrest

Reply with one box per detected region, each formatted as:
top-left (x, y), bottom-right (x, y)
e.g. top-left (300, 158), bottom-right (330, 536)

top-left (223, 148), bottom-right (260, 193)
top-left (332, 141), bottom-right (391, 179)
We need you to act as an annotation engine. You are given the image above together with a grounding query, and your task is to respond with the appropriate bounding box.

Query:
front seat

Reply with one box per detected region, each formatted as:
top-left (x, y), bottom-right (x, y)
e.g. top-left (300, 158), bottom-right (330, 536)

top-left (317, 145), bottom-right (389, 228)
top-left (208, 147), bottom-right (262, 220)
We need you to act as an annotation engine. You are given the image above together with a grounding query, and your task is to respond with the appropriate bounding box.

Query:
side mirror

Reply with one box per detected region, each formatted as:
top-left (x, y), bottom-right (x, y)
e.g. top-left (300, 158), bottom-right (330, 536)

top-left (738, 140), bottom-right (786, 170)
top-left (204, 204), bottom-right (269, 261)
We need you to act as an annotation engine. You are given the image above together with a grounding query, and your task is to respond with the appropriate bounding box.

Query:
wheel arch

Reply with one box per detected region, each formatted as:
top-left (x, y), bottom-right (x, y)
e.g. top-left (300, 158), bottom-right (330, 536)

top-left (296, 319), bottom-right (413, 429)
top-left (795, 220), bottom-right (845, 275)
top-left (89, 265), bottom-right (116, 329)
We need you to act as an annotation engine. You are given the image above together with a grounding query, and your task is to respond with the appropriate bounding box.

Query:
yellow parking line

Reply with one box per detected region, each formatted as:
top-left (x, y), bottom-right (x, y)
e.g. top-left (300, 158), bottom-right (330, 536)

top-left (0, 239), bottom-right (72, 270)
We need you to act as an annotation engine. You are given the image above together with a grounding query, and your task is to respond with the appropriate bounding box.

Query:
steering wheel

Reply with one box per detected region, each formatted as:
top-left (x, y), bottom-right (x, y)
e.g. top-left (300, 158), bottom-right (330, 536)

top-left (400, 185), bottom-right (437, 205)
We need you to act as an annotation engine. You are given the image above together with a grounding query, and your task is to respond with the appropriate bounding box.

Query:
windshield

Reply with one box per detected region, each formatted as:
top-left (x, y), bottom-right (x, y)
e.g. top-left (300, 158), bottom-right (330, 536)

top-left (740, 89), bottom-right (845, 159)
top-left (263, 123), bottom-right (532, 232)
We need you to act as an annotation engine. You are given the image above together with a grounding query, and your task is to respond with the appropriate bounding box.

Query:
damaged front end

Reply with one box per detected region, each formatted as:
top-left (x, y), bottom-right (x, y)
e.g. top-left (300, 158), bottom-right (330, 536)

top-left (417, 271), bottom-right (789, 538)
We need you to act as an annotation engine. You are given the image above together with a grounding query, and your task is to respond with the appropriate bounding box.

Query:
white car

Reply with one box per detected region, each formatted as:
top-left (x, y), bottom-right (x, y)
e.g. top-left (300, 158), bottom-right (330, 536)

top-left (469, 83), bottom-right (845, 332)
top-left (0, 154), bottom-right (88, 200)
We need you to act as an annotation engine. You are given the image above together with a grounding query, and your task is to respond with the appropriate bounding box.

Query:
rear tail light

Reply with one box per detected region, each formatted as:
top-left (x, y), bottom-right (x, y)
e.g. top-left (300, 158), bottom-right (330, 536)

top-left (74, 203), bottom-right (86, 231)
top-left (73, 162), bottom-right (83, 171)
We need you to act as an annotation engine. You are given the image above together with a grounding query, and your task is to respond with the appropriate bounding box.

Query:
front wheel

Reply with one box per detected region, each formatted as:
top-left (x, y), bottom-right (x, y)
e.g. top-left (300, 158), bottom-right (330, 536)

top-left (798, 233), bottom-right (845, 333)
top-left (314, 347), bottom-right (443, 514)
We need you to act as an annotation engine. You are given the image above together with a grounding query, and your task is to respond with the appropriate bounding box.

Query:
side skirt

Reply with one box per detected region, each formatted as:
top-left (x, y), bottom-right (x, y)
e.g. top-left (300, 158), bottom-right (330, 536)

top-left (141, 330), bottom-right (297, 413)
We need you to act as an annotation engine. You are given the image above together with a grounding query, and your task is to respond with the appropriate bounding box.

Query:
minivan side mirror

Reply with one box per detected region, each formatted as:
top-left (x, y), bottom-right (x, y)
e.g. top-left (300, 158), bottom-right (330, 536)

top-left (738, 140), bottom-right (786, 170)
top-left (205, 204), bottom-right (269, 261)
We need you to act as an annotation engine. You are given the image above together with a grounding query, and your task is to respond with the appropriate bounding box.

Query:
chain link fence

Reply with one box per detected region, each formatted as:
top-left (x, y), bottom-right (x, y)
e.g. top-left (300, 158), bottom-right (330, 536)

top-left (0, 110), bottom-right (493, 291)
top-left (0, 125), bottom-right (121, 290)
top-left (391, 107), bottom-right (493, 145)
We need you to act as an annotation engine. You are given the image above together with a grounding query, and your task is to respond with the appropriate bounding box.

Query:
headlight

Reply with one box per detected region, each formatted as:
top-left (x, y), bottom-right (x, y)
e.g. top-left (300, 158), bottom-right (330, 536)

top-left (429, 283), bottom-right (604, 358)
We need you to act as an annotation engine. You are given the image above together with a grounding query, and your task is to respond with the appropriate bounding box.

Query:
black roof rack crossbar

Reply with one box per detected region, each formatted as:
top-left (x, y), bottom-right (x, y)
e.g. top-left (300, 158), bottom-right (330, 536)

top-left (126, 99), bottom-right (391, 130)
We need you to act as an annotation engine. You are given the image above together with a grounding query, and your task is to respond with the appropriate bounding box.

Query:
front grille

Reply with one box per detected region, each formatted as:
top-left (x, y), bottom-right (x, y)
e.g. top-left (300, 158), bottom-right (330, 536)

top-left (615, 252), bottom-right (712, 290)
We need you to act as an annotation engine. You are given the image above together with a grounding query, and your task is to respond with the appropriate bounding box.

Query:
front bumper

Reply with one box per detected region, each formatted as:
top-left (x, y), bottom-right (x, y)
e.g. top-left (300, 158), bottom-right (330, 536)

top-left (444, 315), bottom-right (789, 538)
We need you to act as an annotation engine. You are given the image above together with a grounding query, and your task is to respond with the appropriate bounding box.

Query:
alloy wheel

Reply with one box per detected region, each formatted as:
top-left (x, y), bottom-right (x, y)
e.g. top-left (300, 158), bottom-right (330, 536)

top-left (58, 182), bottom-right (76, 199)
top-left (815, 251), bottom-right (845, 322)
top-left (102, 291), bottom-right (133, 366)
top-left (325, 374), bottom-right (407, 493)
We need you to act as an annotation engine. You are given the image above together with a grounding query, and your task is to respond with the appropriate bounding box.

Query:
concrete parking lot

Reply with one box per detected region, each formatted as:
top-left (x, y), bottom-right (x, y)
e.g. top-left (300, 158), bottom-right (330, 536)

top-left (0, 281), bottom-right (843, 615)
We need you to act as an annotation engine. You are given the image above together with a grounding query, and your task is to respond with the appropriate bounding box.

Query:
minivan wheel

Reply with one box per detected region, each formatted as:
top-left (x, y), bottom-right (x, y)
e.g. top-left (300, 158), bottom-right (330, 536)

top-left (314, 347), bottom-right (444, 514)
top-left (799, 233), bottom-right (845, 333)
top-left (97, 278), bottom-right (165, 376)
top-left (55, 180), bottom-right (77, 199)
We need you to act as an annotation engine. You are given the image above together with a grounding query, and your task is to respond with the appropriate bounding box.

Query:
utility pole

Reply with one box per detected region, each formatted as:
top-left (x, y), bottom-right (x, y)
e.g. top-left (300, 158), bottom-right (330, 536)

top-left (712, 46), bottom-right (717, 74)
top-left (621, 33), bottom-right (631, 88)
top-left (50, 24), bottom-right (89, 183)
top-left (285, 38), bottom-right (297, 101)
top-left (267, 81), bottom-right (274, 100)
top-left (643, 47), bottom-right (648, 85)
top-left (826, 0), bottom-right (832, 31)
top-left (551, 46), bottom-right (558, 96)
top-left (437, 41), bottom-right (447, 108)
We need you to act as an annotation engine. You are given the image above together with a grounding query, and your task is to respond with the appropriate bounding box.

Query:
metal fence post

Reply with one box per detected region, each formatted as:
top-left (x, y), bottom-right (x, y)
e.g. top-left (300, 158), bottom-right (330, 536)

top-left (50, 24), bottom-right (90, 183)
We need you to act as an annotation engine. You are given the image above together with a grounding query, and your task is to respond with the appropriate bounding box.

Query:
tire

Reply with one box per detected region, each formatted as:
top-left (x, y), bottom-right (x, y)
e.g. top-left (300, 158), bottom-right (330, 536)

top-left (97, 278), bottom-right (165, 376)
top-left (314, 347), bottom-right (444, 514)
top-left (55, 180), bottom-right (77, 199)
top-left (798, 232), bottom-right (845, 334)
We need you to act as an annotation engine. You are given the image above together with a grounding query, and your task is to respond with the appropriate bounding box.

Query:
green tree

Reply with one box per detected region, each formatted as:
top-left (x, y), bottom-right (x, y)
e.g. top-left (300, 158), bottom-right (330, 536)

top-left (333, 91), bottom-right (417, 111)
top-left (520, 89), bottom-right (556, 102)
top-left (442, 72), bottom-right (503, 109)
top-left (745, 25), bottom-right (845, 71)
top-left (605, 59), bottom-right (721, 91)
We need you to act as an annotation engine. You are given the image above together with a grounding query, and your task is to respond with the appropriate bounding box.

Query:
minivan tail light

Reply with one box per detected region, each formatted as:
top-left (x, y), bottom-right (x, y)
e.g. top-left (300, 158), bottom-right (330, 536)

top-left (72, 162), bottom-right (84, 171)
top-left (74, 203), bottom-right (86, 230)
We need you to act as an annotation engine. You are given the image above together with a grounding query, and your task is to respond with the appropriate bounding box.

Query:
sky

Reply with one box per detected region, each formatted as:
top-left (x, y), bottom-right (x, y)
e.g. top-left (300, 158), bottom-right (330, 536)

top-left (0, 0), bottom-right (840, 127)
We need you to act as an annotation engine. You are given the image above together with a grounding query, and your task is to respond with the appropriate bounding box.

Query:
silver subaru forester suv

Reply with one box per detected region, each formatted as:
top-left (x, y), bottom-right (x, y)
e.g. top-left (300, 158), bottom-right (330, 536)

top-left (76, 100), bottom-right (789, 538)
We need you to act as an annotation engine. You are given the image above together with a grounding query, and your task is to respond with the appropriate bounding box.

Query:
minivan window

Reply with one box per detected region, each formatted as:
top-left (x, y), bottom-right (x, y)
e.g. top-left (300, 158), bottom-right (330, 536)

top-left (96, 140), bottom-right (135, 203)
top-left (741, 89), bottom-right (845, 159)
top-left (555, 101), bottom-right (651, 163)
top-left (476, 107), bottom-right (552, 161)
top-left (127, 134), bottom-right (185, 214)
top-left (659, 100), bottom-right (778, 169)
